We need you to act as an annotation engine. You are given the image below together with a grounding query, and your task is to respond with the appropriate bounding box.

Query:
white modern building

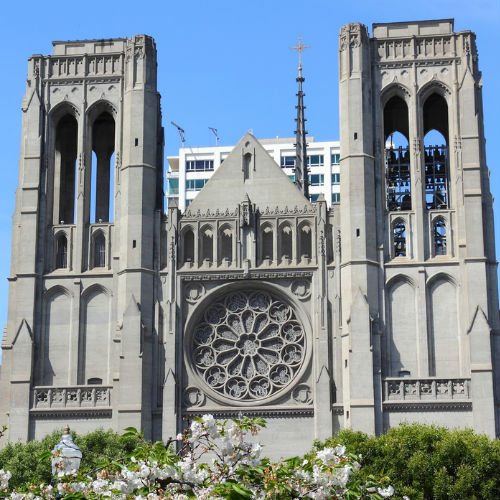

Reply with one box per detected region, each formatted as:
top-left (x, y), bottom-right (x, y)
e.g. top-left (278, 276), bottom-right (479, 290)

top-left (167, 138), bottom-right (340, 211)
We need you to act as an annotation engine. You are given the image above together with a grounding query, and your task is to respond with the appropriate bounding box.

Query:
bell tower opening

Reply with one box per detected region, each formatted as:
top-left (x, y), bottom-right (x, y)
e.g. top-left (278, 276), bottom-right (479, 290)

top-left (54, 114), bottom-right (78, 225)
top-left (384, 96), bottom-right (410, 211)
top-left (423, 93), bottom-right (450, 210)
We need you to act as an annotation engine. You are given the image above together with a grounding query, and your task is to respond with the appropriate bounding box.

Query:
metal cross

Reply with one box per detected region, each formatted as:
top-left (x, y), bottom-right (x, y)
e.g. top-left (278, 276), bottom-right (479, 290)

top-left (290, 36), bottom-right (310, 73)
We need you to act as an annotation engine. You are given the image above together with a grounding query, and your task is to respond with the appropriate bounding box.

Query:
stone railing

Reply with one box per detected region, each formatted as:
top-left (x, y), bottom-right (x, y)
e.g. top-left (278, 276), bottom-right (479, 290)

top-left (38, 54), bottom-right (124, 80)
top-left (32, 386), bottom-right (112, 409)
top-left (383, 377), bottom-right (470, 401)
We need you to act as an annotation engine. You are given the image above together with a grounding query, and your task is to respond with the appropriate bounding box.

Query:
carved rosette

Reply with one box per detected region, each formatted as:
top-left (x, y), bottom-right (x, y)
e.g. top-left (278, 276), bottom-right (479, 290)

top-left (189, 290), bottom-right (307, 403)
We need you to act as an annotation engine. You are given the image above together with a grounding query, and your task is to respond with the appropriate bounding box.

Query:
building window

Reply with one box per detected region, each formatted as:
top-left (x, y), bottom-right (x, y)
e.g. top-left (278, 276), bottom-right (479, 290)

top-left (201, 227), bottom-right (213, 262)
top-left (55, 234), bottom-right (68, 269)
top-left (332, 193), bottom-right (340, 203)
top-left (168, 177), bottom-right (179, 195)
top-left (309, 174), bottom-right (324, 186)
top-left (288, 174), bottom-right (295, 182)
top-left (307, 155), bottom-right (324, 167)
top-left (183, 229), bottom-right (194, 263)
top-left (262, 225), bottom-right (273, 260)
top-left (424, 144), bottom-right (449, 210)
top-left (393, 219), bottom-right (406, 257)
top-left (280, 156), bottom-right (296, 168)
top-left (310, 193), bottom-right (319, 202)
top-left (186, 179), bottom-right (208, 191)
top-left (386, 146), bottom-right (411, 211)
top-left (186, 160), bottom-right (214, 172)
top-left (93, 232), bottom-right (106, 268)
top-left (331, 153), bottom-right (340, 165)
top-left (332, 173), bottom-right (340, 184)
top-left (299, 223), bottom-right (312, 259)
top-left (433, 218), bottom-right (447, 256)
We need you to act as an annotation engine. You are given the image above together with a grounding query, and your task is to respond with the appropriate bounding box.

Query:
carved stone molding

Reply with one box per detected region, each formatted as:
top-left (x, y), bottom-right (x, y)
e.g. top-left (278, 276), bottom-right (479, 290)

top-left (383, 401), bottom-right (472, 412)
top-left (30, 409), bottom-right (112, 418)
top-left (181, 270), bottom-right (314, 282)
top-left (185, 408), bottom-right (314, 418)
top-left (32, 386), bottom-right (112, 409)
top-left (383, 378), bottom-right (470, 401)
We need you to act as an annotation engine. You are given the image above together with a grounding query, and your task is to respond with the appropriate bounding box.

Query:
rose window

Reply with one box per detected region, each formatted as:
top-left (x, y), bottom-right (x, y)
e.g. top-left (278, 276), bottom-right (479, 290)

top-left (191, 290), bottom-right (306, 401)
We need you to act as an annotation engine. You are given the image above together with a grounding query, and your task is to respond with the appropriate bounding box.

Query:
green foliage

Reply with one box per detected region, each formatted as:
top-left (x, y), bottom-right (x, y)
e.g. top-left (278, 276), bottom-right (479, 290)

top-left (0, 428), bottom-right (139, 489)
top-left (316, 423), bottom-right (500, 500)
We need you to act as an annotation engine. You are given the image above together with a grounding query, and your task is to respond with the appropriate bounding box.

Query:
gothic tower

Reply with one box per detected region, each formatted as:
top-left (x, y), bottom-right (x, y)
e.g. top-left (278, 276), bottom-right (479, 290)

top-left (339, 20), bottom-right (499, 436)
top-left (0, 36), bottom-right (164, 441)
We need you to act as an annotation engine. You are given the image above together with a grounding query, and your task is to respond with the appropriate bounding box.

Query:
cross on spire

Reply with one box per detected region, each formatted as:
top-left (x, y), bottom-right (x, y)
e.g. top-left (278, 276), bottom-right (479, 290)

top-left (290, 36), bottom-right (310, 77)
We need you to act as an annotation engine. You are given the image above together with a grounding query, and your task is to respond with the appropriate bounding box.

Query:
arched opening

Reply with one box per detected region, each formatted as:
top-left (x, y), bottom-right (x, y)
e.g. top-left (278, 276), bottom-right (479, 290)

top-left (93, 232), bottom-right (106, 268)
top-left (219, 226), bottom-right (232, 263)
top-left (279, 223), bottom-right (293, 261)
top-left (183, 229), bottom-right (194, 264)
top-left (423, 93), bottom-right (449, 210)
top-left (433, 218), bottom-right (447, 256)
top-left (54, 114), bottom-right (78, 225)
top-left (90, 111), bottom-right (115, 223)
top-left (55, 233), bottom-right (68, 269)
top-left (384, 96), bottom-right (410, 211)
top-left (262, 225), bottom-right (273, 260)
top-left (299, 223), bottom-right (312, 259)
top-left (393, 219), bottom-right (406, 257)
top-left (201, 227), bottom-right (213, 263)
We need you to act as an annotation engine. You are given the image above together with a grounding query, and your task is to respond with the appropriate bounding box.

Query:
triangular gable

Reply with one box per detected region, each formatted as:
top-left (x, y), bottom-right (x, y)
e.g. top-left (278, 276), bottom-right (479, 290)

top-left (185, 133), bottom-right (311, 213)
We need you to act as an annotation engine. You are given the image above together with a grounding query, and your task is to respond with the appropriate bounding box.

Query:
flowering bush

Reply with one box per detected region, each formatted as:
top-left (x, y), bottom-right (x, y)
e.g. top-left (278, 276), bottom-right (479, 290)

top-left (0, 416), bottom-right (394, 500)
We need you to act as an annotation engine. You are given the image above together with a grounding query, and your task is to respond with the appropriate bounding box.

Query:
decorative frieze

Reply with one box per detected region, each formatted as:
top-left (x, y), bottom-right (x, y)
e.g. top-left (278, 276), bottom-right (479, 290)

top-left (181, 270), bottom-right (314, 282)
top-left (32, 386), bottom-right (112, 409)
top-left (383, 378), bottom-right (470, 401)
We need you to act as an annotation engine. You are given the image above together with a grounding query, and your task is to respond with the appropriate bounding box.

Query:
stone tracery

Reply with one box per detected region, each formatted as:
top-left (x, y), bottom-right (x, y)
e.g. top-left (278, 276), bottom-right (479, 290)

top-left (191, 290), bottom-right (305, 401)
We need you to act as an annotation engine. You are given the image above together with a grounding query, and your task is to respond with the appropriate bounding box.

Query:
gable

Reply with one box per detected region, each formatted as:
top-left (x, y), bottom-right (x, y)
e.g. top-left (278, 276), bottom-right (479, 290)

top-left (185, 133), bottom-right (312, 213)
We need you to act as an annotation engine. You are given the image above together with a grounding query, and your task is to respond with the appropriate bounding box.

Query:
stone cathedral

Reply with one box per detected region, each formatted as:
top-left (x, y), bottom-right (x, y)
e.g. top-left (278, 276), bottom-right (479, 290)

top-left (1, 19), bottom-right (499, 455)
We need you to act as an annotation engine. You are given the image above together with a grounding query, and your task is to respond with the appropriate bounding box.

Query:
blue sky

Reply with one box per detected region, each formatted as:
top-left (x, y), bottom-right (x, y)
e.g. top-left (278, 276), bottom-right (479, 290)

top-left (0, 0), bottom-right (499, 357)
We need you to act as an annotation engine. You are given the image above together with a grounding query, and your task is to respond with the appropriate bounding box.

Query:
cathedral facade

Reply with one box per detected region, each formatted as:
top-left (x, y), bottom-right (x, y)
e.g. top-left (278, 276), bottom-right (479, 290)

top-left (1, 19), bottom-right (499, 456)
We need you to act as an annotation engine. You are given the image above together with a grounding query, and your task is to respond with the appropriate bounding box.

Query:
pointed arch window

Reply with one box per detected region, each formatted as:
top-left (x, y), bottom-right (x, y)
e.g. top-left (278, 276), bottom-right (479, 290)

top-left (384, 95), bottom-right (410, 211)
top-left (299, 223), bottom-right (312, 259)
top-left (183, 229), bottom-right (195, 264)
top-left (262, 225), bottom-right (273, 260)
top-left (93, 232), bottom-right (106, 268)
top-left (219, 226), bottom-right (233, 263)
top-left (55, 233), bottom-right (68, 269)
top-left (280, 224), bottom-right (293, 260)
top-left (54, 114), bottom-right (78, 225)
top-left (201, 227), bottom-right (213, 262)
top-left (423, 93), bottom-right (450, 210)
top-left (393, 219), bottom-right (406, 257)
top-left (433, 218), bottom-right (447, 256)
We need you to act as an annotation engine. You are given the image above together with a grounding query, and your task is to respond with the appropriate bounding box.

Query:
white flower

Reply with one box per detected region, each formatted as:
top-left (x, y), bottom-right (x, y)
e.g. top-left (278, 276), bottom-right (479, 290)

top-left (378, 485), bottom-right (395, 498)
top-left (176, 433), bottom-right (183, 441)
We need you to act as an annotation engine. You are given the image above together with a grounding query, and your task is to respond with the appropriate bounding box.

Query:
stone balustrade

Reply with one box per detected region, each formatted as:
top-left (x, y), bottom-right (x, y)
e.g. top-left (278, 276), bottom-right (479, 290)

top-left (383, 377), bottom-right (470, 401)
top-left (32, 386), bottom-right (112, 409)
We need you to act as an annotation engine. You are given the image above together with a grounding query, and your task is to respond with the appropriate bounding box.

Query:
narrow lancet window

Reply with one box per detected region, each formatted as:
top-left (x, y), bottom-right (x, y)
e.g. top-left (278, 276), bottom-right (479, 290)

top-left (280, 224), bottom-right (293, 260)
top-left (299, 223), bottom-right (312, 259)
top-left (202, 228), bottom-right (213, 262)
top-left (93, 232), bottom-right (106, 267)
top-left (433, 219), bottom-right (447, 256)
top-left (220, 227), bottom-right (232, 263)
top-left (262, 226), bottom-right (273, 261)
top-left (393, 220), bottom-right (406, 257)
top-left (55, 234), bottom-right (68, 269)
top-left (183, 230), bottom-right (194, 264)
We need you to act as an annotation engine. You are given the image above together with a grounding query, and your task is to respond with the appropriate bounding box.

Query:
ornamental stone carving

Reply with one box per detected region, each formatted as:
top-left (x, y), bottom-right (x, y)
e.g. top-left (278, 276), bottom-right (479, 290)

top-left (185, 283), bottom-right (204, 303)
top-left (190, 290), bottom-right (306, 403)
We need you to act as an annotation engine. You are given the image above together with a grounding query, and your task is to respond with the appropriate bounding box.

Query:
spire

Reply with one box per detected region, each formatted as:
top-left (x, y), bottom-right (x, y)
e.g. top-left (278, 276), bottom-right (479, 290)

top-left (290, 37), bottom-right (310, 199)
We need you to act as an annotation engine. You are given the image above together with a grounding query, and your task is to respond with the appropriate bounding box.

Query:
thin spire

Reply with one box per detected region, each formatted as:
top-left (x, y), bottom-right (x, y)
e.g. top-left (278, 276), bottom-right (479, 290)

top-left (290, 37), bottom-right (310, 199)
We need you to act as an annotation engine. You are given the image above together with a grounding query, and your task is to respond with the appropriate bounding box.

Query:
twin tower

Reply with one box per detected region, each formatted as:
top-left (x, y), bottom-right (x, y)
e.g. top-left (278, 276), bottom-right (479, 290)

top-left (1, 20), bottom-right (498, 455)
